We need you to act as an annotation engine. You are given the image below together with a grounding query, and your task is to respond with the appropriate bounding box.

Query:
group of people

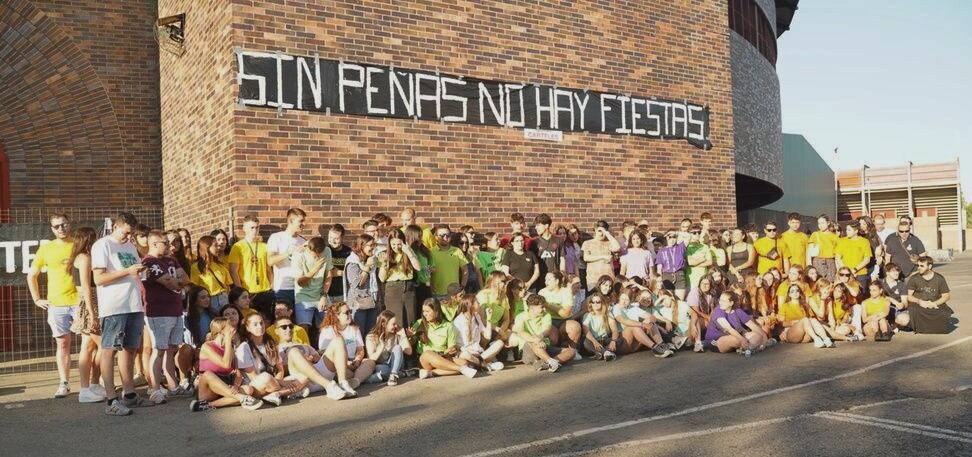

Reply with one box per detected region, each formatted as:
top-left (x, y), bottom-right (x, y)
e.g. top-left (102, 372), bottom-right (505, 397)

top-left (26, 207), bottom-right (955, 416)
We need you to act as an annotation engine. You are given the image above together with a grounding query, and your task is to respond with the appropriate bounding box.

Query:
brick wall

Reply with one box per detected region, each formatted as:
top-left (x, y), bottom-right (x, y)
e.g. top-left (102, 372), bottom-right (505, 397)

top-left (162, 0), bottom-right (737, 237)
top-left (0, 0), bottom-right (161, 209)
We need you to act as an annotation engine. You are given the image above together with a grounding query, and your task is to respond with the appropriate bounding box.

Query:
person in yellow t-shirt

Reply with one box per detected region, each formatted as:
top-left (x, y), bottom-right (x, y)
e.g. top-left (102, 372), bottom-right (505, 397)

top-left (775, 265), bottom-right (812, 308)
top-left (779, 213), bottom-right (809, 268)
top-left (808, 215), bottom-right (839, 282)
top-left (267, 301), bottom-right (310, 345)
top-left (190, 235), bottom-right (233, 312)
top-left (834, 222), bottom-right (873, 289)
top-left (753, 222), bottom-right (787, 275)
top-left (778, 284), bottom-right (833, 347)
top-left (399, 207), bottom-right (437, 251)
top-left (228, 215), bottom-right (274, 317)
top-left (27, 214), bottom-right (80, 398)
top-left (861, 283), bottom-right (891, 339)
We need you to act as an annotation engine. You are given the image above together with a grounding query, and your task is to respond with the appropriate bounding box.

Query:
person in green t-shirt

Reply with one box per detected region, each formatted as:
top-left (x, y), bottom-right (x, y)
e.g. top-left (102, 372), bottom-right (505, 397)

top-left (476, 232), bottom-right (500, 282)
top-left (429, 225), bottom-right (469, 297)
top-left (476, 271), bottom-right (512, 343)
top-left (684, 224), bottom-right (714, 292)
top-left (413, 298), bottom-right (478, 379)
top-left (511, 295), bottom-right (576, 372)
top-left (538, 271), bottom-right (582, 350)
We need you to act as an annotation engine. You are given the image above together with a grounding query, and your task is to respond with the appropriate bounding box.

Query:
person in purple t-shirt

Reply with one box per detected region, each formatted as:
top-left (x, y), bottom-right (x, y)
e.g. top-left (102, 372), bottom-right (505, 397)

top-left (655, 230), bottom-right (688, 300)
top-left (704, 291), bottom-right (770, 354)
top-left (142, 230), bottom-right (191, 404)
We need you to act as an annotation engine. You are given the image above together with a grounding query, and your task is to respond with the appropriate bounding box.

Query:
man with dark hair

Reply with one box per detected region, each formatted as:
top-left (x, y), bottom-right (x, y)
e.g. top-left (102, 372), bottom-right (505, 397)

top-left (699, 212), bottom-right (713, 233)
top-left (267, 208), bottom-right (308, 307)
top-left (27, 213), bottom-right (81, 399)
top-left (92, 212), bottom-right (148, 415)
top-left (884, 221), bottom-right (926, 277)
top-left (754, 222), bottom-right (785, 275)
top-left (582, 221), bottom-right (621, 292)
top-left (228, 215), bottom-right (274, 318)
top-left (903, 257), bottom-right (953, 333)
top-left (430, 224), bottom-right (469, 298)
top-left (835, 221), bottom-right (873, 291)
top-left (779, 212), bottom-right (808, 269)
top-left (133, 223), bottom-right (151, 258)
top-left (532, 213), bottom-right (564, 285)
top-left (325, 224), bottom-right (352, 305)
top-left (499, 212), bottom-right (534, 251)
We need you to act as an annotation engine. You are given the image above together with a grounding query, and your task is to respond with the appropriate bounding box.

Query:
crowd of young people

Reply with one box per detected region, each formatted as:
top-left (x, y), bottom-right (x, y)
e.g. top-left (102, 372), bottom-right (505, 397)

top-left (27, 207), bottom-right (955, 415)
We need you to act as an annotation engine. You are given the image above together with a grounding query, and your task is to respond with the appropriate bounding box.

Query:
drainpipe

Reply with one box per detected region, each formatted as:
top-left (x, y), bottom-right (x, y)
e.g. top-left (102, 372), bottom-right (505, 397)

top-left (907, 161), bottom-right (914, 219)
top-left (860, 165), bottom-right (868, 217)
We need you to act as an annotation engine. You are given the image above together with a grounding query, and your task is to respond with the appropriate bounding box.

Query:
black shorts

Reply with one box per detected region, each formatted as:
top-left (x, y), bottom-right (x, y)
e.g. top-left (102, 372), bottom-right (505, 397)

top-left (661, 271), bottom-right (687, 290)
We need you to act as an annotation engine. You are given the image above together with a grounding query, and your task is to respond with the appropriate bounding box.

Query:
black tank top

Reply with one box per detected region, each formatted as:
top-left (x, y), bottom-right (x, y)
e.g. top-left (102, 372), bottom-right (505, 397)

top-left (729, 245), bottom-right (750, 268)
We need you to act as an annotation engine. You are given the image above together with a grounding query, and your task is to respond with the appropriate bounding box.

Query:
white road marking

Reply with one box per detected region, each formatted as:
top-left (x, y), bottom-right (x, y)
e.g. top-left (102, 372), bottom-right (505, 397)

top-left (3, 403), bottom-right (24, 409)
top-left (817, 412), bottom-right (972, 444)
top-left (464, 335), bottom-right (972, 457)
top-left (541, 398), bottom-right (921, 457)
top-left (822, 412), bottom-right (972, 439)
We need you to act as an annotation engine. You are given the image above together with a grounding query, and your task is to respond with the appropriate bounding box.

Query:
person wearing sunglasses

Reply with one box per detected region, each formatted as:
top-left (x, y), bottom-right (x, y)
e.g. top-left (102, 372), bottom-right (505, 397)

top-left (835, 221), bottom-right (873, 294)
top-left (685, 223), bottom-right (714, 293)
top-left (883, 222), bottom-right (926, 277)
top-left (274, 317), bottom-right (349, 401)
top-left (141, 230), bottom-right (191, 405)
top-left (903, 256), bottom-right (953, 334)
top-left (267, 300), bottom-right (310, 345)
top-left (27, 213), bottom-right (79, 399)
top-left (655, 229), bottom-right (687, 300)
top-left (429, 224), bottom-right (470, 299)
top-left (754, 222), bottom-right (786, 275)
top-left (808, 214), bottom-right (839, 282)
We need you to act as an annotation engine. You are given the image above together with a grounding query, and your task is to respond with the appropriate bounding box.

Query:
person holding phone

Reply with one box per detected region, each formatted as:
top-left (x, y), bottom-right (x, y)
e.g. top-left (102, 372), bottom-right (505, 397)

top-left (91, 212), bottom-right (149, 416)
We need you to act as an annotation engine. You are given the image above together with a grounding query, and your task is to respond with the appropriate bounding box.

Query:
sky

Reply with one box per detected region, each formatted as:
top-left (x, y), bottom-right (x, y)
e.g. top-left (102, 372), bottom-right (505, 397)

top-left (777, 0), bottom-right (971, 200)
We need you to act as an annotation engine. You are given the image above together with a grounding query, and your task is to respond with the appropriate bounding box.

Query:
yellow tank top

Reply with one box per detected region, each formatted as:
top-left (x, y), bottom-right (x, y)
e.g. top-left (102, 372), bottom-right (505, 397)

top-left (778, 300), bottom-right (807, 322)
top-left (832, 299), bottom-right (851, 323)
top-left (863, 297), bottom-right (889, 317)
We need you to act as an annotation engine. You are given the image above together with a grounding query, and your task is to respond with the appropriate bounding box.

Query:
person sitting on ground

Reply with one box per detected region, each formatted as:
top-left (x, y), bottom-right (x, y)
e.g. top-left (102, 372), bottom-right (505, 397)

top-left (267, 300), bottom-right (310, 345)
top-left (229, 286), bottom-right (259, 321)
top-left (190, 317), bottom-right (263, 412)
top-left (317, 301), bottom-right (375, 390)
top-left (611, 287), bottom-right (673, 358)
top-left (834, 266), bottom-right (862, 302)
top-left (185, 286), bottom-right (212, 348)
top-left (453, 294), bottom-right (506, 373)
top-left (649, 289), bottom-right (690, 351)
top-left (581, 293), bottom-right (620, 361)
top-left (778, 284), bottom-right (835, 348)
top-left (506, 278), bottom-right (528, 318)
top-left (220, 305), bottom-right (244, 341)
top-left (903, 256), bottom-right (954, 334)
top-left (273, 316), bottom-right (350, 400)
top-left (366, 310), bottom-right (413, 386)
top-left (861, 283), bottom-right (892, 340)
top-left (881, 263), bottom-right (908, 328)
top-left (412, 298), bottom-right (478, 379)
top-left (510, 295), bottom-right (576, 372)
top-left (687, 277), bottom-right (719, 352)
top-left (476, 271), bottom-right (512, 344)
top-left (236, 313), bottom-right (306, 406)
top-left (538, 271), bottom-right (583, 354)
top-left (704, 292), bottom-right (770, 354)
top-left (825, 282), bottom-right (863, 341)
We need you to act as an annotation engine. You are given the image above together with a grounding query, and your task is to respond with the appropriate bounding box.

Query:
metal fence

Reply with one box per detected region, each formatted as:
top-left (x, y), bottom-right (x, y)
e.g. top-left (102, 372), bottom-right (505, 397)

top-left (0, 207), bottom-right (163, 375)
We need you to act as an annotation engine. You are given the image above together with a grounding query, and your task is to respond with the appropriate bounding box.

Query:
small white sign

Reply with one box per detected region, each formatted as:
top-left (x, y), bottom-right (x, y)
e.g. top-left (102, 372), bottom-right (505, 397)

top-left (524, 129), bottom-right (563, 142)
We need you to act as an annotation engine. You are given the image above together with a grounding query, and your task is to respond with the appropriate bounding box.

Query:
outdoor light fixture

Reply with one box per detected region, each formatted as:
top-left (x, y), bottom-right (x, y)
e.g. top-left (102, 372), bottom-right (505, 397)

top-left (156, 13), bottom-right (186, 56)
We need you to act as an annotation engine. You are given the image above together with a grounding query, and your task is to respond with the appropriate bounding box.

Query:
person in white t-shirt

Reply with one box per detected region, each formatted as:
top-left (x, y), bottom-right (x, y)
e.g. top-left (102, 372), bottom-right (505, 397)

top-left (317, 301), bottom-right (375, 392)
top-left (267, 208), bottom-right (308, 307)
top-left (91, 212), bottom-right (147, 416)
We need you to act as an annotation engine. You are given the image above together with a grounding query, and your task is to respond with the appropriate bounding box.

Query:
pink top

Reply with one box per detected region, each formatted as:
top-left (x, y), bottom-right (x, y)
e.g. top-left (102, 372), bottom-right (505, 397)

top-left (198, 341), bottom-right (233, 375)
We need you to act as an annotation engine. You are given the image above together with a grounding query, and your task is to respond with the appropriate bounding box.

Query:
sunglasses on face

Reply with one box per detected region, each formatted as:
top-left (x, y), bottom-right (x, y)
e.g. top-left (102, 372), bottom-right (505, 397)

top-left (51, 223), bottom-right (70, 230)
top-left (591, 300), bottom-right (603, 304)
top-left (436, 233), bottom-right (450, 239)
top-left (278, 324), bottom-right (293, 330)
top-left (839, 273), bottom-right (850, 277)
top-left (765, 228), bottom-right (777, 232)
top-left (899, 230), bottom-right (910, 234)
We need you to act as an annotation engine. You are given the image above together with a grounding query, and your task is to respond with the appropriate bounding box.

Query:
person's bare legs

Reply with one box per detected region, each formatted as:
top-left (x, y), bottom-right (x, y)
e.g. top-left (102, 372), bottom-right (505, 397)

top-left (78, 334), bottom-right (98, 389)
top-left (420, 351), bottom-right (461, 375)
top-left (552, 347), bottom-right (576, 364)
top-left (287, 348), bottom-right (335, 387)
top-left (118, 348), bottom-right (137, 395)
top-left (321, 337), bottom-right (350, 382)
top-left (196, 372), bottom-right (255, 407)
top-left (55, 334), bottom-right (72, 385)
top-left (563, 320), bottom-right (582, 349)
top-left (175, 345), bottom-right (194, 384)
top-left (781, 322), bottom-right (807, 343)
top-left (99, 348), bottom-right (117, 398)
top-left (714, 335), bottom-right (742, 353)
top-left (745, 330), bottom-right (766, 348)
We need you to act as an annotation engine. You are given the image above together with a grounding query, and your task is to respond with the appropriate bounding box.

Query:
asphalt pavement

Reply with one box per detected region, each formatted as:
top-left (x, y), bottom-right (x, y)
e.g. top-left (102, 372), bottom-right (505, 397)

top-left (2, 253), bottom-right (971, 457)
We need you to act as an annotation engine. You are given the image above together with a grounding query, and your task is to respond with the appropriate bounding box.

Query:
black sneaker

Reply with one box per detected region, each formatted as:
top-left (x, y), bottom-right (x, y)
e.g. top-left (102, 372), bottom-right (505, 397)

top-left (652, 345), bottom-right (674, 358)
top-left (189, 400), bottom-right (215, 412)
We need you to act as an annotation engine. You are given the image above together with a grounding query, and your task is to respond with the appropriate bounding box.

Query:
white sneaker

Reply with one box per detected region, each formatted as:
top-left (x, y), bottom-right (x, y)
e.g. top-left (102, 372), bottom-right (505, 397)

top-left (89, 384), bottom-right (107, 397)
top-left (546, 359), bottom-right (561, 373)
top-left (481, 344), bottom-right (502, 361)
top-left (572, 351), bottom-right (582, 361)
top-left (262, 392), bottom-right (282, 406)
top-left (78, 387), bottom-right (106, 403)
top-left (324, 381), bottom-right (347, 401)
top-left (338, 380), bottom-right (358, 397)
top-left (693, 341), bottom-right (705, 353)
top-left (486, 361), bottom-right (505, 372)
top-left (418, 369), bottom-right (431, 380)
top-left (54, 382), bottom-right (70, 399)
top-left (603, 350), bottom-right (617, 362)
top-left (459, 365), bottom-right (478, 379)
top-left (149, 389), bottom-right (167, 405)
top-left (812, 337), bottom-right (824, 348)
top-left (104, 398), bottom-right (132, 416)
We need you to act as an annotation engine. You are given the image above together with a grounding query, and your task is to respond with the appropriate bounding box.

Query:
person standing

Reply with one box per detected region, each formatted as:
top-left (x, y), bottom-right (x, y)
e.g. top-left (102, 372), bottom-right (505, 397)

top-left (141, 231), bottom-right (191, 404)
top-left (883, 222), bottom-right (926, 277)
top-left (190, 235), bottom-right (233, 313)
top-left (532, 214), bottom-right (565, 281)
top-left (780, 213), bottom-right (809, 268)
top-left (727, 228), bottom-right (756, 283)
top-left (656, 231), bottom-right (688, 300)
top-left (835, 221), bottom-right (873, 292)
top-left (228, 215), bottom-right (274, 318)
top-left (344, 234), bottom-right (380, 335)
top-left (684, 224), bottom-right (713, 292)
top-left (91, 212), bottom-right (149, 415)
top-left (266, 208), bottom-right (308, 307)
top-left (498, 212), bottom-right (534, 252)
top-left (293, 236), bottom-right (333, 337)
top-left (27, 214), bottom-right (79, 398)
top-left (378, 229), bottom-right (421, 325)
top-left (325, 224), bottom-right (352, 304)
top-left (582, 221), bottom-right (621, 293)
top-left (501, 233), bottom-right (540, 291)
top-left (808, 215), bottom-right (839, 282)
top-left (903, 257), bottom-right (953, 334)
top-left (68, 227), bottom-right (107, 403)
top-left (429, 225), bottom-right (469, 298)
top-left (873, 214), bottom-right (895, 246)
top-left (754, 222), bottom-right (786, 275)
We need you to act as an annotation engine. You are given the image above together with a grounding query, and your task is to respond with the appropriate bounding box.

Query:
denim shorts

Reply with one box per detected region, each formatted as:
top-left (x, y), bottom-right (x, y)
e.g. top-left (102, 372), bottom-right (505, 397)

top-left (295, 301), bottom-right (324, 327)
top-left (47, 305), bottom-right (78, 338)
top-left (145, 316), bottom-right (184, 349)
top-left (101, 312), bottom-right (145, 350)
